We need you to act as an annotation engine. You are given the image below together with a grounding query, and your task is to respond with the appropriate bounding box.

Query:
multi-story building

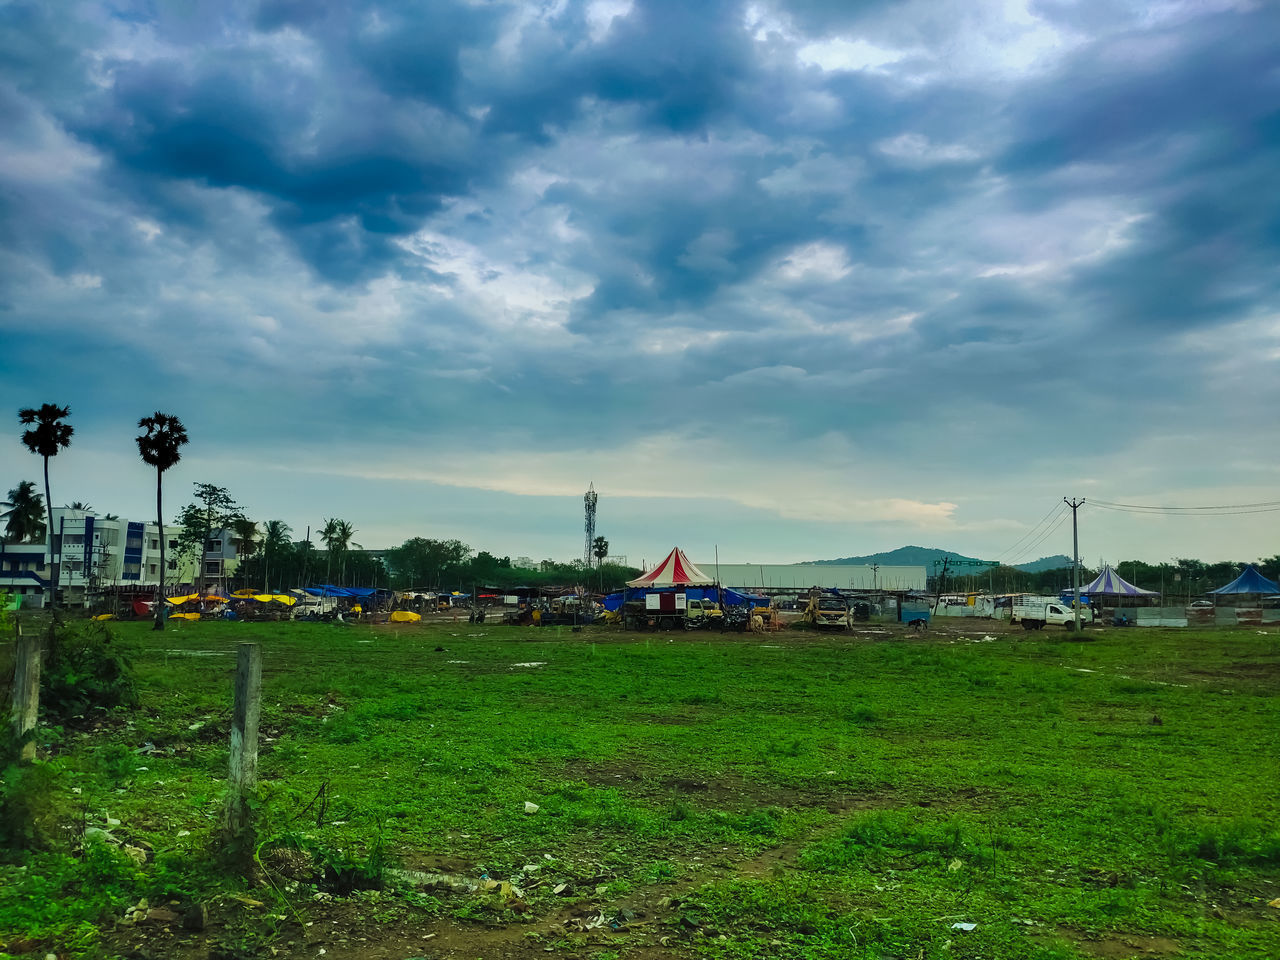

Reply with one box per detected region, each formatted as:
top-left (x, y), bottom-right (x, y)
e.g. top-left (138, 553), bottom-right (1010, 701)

top-left (0, 507), bottom-right (240, 609)
top-left (0, 541), bottom-right (52, 609)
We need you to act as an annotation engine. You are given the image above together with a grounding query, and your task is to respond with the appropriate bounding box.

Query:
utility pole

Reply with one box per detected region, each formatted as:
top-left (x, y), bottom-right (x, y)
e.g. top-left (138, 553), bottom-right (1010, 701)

top-left (1064, 497), bottom-right (1085, 632)
top-left (932, 557), bottom-right (950, 614)
top-left (870, 563), bottom-right (879, 591)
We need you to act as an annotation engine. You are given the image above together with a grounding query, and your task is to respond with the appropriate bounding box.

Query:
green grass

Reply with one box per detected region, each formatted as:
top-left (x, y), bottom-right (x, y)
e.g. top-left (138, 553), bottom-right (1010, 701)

top-left (2, 620), bottom-right (1278, 959)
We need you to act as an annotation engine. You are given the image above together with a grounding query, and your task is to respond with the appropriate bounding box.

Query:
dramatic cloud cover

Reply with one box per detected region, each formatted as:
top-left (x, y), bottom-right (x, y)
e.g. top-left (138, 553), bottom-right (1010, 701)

top-left (1, 0), bottom-right (1277, 565)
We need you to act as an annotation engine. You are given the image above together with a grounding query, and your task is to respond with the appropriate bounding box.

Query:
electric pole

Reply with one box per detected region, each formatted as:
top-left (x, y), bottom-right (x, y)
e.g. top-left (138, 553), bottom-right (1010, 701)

top-left (1064, 497), bottom-right (1085, 632)
top-left (870, 563), bottom-right (879, 591)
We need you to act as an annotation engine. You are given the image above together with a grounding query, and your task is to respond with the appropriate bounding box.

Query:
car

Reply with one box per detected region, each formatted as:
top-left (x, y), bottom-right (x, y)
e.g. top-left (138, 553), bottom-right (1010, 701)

top-left (1189, 600), bottom-right (1214, 608)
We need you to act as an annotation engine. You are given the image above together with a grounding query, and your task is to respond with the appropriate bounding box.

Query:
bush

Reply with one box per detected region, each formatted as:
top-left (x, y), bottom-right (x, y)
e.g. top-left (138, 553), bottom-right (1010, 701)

top-left (0, 760), bottom-right (67, 851)
top-left (41, 620), bottom-right (138, 722)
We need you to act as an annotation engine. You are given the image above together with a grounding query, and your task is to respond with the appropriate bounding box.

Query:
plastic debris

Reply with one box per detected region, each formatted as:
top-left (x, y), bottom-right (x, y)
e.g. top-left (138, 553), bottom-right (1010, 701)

top-left (948, 858), bottom-right (963, 872)
top-left (950, 922), bottom-right (977, 932)
top-left (524, 801), bottom-right (540, 814)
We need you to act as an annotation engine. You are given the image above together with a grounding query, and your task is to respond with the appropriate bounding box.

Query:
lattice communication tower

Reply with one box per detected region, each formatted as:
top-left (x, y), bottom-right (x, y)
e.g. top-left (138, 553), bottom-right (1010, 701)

top-left (584, 483), bottom-right (598, 567)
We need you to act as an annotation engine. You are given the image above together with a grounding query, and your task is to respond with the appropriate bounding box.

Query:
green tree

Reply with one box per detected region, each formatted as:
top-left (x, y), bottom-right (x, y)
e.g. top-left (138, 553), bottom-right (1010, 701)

top-left (261, 520), bottom-right (292, 592)
top-left (19, 403), bottom-right (73, 612)
top-left (231, 517), bottom-right (260, 562)
top-left (175, 483), bottom-right (242, 594)
top-left (330, 520), bottom-right (360, 585)
top-left (65, 500), bottom-right (93, 511)
top-left (320, 517), bottom-right (339, 584)
top-left (136, 413), bottom-right (188, 631)
top-left (1259, 555), bottom-right (1280, 583)
top-left (592, 536), bottom-right (609, 568)
top-left (385, 537), bottom-right (472, 589)
top-left (2, 481), bottom-right (46, 544)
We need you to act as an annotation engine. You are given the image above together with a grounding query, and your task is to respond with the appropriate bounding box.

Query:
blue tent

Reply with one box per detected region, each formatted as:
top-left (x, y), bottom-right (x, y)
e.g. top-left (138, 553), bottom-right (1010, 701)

top-left (1208, 565), bottom-right (1279, 595)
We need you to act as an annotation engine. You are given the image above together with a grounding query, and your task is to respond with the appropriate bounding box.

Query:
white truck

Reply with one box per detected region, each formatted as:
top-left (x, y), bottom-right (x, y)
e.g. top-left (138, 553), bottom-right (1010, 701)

top-left (1012, 596), bottom-right (1091, 630)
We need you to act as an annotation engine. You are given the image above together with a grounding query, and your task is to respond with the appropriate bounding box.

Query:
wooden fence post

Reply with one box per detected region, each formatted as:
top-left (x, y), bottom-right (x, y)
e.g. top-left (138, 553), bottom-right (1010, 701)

top-left (222, 642), bottom-right (262, 857)
top-left (10, 621), bottom-right (41, 763)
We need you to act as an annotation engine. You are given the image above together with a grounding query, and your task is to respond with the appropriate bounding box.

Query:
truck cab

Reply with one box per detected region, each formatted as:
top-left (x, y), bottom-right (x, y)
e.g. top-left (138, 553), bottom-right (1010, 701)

top-left (803, 592), bottom-right (851, 631)
top-left (686, 598), bottom-right (724, 622)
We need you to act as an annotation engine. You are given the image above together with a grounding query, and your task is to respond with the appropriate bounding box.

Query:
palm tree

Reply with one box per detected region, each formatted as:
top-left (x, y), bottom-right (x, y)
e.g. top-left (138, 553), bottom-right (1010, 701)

top-left (261, 520), bottom-right (292, 593)
top-left (232, 516), bottom-right (259, 562)
top-left (320, 517), bottom-right (339, 584)
top-left (19, 403), bottom-right (73, 611)
top-left (1, 480), bottom-right (46, 580)
top-left (2, 481), bottom-right (46, 544)
top-left (332, 520), bottom-right (361, 585)
top-left (592, 536), bottom-right (609, 568)
top-left (136, 412), bottom-right (188, 631)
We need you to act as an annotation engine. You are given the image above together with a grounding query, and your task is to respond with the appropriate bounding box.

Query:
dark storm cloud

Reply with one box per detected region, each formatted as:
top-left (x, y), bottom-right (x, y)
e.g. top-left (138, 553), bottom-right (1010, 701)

top-left (1, 0), bottom-right (1278, 550)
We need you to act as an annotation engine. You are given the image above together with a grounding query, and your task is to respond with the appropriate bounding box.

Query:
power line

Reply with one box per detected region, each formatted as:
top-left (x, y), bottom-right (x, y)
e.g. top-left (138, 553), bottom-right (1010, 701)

top-left (991, 501), bottom-right (1068, 564)
top-left (1087, 498), bottom-right (1280, 516)
top-left (1005, 509), bottom-right (1071, 567)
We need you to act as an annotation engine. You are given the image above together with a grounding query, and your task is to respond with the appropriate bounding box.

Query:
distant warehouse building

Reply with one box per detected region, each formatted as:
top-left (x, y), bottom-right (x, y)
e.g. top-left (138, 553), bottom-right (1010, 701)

top-left (696, 563), bottom-right (926, 593)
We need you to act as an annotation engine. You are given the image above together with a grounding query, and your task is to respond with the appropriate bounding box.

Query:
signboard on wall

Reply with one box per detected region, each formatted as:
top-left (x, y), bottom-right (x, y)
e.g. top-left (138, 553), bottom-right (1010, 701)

top-left (645, 593), bottom-right (660, 610)
top-left (675, 593), bottom-right (686, 610)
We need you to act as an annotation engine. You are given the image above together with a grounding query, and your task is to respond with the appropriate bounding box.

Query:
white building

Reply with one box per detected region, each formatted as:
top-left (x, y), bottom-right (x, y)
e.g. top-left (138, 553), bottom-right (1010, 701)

top-left (0, 507), bottom-right (240, 609)
top-left (696, 562), bottom-right (927, 592)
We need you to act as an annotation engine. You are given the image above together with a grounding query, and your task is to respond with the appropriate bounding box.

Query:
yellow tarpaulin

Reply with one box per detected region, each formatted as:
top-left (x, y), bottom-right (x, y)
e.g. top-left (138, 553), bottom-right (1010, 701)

top-left (168, 611), bottom-right (201, 620)
top-left (390, 610), bottom-right (422, 623)
top-left (166, 594), bottom-right (227, 605)
top-left (251, 594), bottom-right (297, 605)
top-left (92, 613), bottom-right (116, 621)
top-left (231, 589), bottom-right (258, 598)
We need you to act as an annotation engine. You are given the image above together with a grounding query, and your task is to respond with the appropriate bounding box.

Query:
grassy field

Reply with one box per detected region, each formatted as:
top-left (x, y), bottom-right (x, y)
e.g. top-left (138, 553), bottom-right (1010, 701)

top-left (2, 618), bottom-right (1278, 959)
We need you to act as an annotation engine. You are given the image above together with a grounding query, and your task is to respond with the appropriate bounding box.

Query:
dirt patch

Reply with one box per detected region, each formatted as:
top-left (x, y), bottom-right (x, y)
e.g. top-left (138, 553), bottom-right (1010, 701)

top-left (1059, 928), bottom-right (1181, 958)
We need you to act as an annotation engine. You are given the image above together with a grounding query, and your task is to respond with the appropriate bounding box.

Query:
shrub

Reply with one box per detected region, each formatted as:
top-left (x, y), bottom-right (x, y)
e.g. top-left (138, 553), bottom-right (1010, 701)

top-left (0, 760), bottom-right (67, 852)
top-left (41, 620), bottom-right (138, 722)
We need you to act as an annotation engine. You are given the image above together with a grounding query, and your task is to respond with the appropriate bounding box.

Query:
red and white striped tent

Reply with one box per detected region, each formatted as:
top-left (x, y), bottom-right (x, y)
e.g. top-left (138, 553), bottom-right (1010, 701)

top-left (626, 547), bottom-right (714, 587)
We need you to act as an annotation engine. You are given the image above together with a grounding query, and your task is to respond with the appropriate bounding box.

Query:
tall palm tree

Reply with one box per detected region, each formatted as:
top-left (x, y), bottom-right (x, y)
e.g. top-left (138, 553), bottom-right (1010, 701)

top-left (19, 403), bottom-right (73, 611)
top-left (66, 500), bottom-right (93, 512)
top-left (136, 412), bottom-right (188, 631)
top-left (261, 520), bottom-right (292, 593)
top-left (332, 520), bottom-right (361, 586)
top-left (2, 480), bottom-right (46, 544)
top-left (320, 517), bottom-right (339, 584)
top-left (232, 516), bottom-right (259, 562)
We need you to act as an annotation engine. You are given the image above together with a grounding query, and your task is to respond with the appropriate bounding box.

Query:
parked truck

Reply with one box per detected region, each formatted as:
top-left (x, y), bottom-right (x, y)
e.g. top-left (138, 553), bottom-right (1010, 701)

top-left (802, 591), bottom-right (851, 631)
top-left (1012, 596), bottom-right (1091, 630)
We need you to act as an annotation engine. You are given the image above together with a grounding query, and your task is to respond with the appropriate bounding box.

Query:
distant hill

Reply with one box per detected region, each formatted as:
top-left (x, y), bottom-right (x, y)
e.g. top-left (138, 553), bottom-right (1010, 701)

top-left (811, 546), bottom-right (1074, 573)
top-left (812, 546), bottom-right (984, 568)
top-left (1011, 555), bottom-right (1074, 573)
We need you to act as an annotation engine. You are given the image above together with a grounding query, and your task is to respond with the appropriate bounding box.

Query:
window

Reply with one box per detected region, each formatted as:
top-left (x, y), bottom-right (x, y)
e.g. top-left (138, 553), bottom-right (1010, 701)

top-left (206, 539), bottom-right (223, 555)
top-left (167, 560), bottom-right (178, 571)
top-left (204, 560), bottom-right (222, 576)
top-left (168, 539), bottom-right (179, 550)
top-left (148, 564), bottom-right (158, 575)
top-left (150, 539), bottom-right (159, 550)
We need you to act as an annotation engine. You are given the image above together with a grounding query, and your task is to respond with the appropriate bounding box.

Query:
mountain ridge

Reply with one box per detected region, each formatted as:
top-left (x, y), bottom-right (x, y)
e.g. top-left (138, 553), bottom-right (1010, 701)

top-left (810, 545), bottom-right (1074, 573)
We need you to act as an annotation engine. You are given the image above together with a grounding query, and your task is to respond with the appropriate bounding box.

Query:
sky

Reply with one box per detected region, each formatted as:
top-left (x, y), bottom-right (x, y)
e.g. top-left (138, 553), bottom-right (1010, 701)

top-left (1, 0), bottom-right (1278, 569)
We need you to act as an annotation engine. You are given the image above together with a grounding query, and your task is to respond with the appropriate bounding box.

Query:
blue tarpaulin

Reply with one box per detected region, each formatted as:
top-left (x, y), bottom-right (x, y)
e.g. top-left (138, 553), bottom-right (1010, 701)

top-left (304, 585), bottom-right (380, 598)
top-left (603, 586), bottom-right (771, 612)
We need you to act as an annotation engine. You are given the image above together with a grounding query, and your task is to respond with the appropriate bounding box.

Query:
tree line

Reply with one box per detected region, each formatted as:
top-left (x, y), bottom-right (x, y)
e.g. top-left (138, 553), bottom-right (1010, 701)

top-left (932, 556), bottom-right (1280, 597)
